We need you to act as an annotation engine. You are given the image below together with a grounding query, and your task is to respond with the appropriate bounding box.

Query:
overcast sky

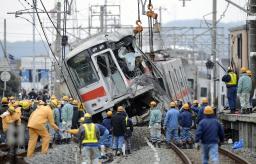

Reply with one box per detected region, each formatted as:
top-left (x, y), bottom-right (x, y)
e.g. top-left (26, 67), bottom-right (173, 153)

top-left (0, 0), bottom-right (248, 42)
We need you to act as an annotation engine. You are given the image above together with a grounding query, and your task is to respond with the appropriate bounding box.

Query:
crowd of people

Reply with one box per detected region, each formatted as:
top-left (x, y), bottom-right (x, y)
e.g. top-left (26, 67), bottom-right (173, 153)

top-left (0, 94), bottom-right (134, 164)
top-left (149, 98), bottom-right (224, 164)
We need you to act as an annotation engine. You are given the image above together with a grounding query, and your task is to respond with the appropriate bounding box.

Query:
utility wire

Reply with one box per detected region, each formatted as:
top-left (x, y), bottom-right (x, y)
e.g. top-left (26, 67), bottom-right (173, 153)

top-left (39, 0), bottom-right (62, 36)
top-left (33, 0), bottom-right (59, 65)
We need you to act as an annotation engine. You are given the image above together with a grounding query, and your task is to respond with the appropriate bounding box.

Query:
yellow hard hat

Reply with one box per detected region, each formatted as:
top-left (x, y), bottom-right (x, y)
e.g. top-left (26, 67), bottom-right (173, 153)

top-left (150, 101), bottom-right (157, 107)
top-left (50, 99), bottom-right (58, 108)
top-left (246, 70), bottom-right (252, 77)
top-left (84, 113), bottom-right (92, 119)
top-left (8, 105), bottom-right (16, 113)
top-left (202, 98), bottom-right (208, 104)
top-left (240, 67), bottom-right (247, 73)
top-left (1, 97), bottom-right (8, 104)
top-left (183, 103), bottom-right (190, 110)
top-left (79, 117), bottom-right (85, 123)
top-left (12, 101), bottom-right (19, 107)
top-left (204, 106), bottom-right (214, 115)
top-left (193, 100), bottom-right (199, 104)
top-left (51, 95), bottom-right (57, 100)
top-left (62, 96), bottom-right (69, 101)
top-left (117, 106), bottom-right (125, 112)
top-left (72, 100), bottom-right (79, 106)
top-left (170, 102), bottom-right (176, 107)
top-left (107, 111), bottom-right (113, 117)
top-left (22, 101), bottom-right (30, 110)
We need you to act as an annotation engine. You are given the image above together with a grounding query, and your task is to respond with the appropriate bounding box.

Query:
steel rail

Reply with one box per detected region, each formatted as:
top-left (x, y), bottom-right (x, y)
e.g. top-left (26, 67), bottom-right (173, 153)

top-left (219, 147), bottom-right (250, 164)
top-left (169, 143), bottom-right (192, 164)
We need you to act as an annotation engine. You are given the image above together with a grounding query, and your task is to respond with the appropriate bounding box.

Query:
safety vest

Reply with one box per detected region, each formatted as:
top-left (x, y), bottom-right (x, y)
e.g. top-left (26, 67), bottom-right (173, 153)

top-left (226, 72), bottom-right (237, 86)
top-left (82, 123), bottom-right (98, 144)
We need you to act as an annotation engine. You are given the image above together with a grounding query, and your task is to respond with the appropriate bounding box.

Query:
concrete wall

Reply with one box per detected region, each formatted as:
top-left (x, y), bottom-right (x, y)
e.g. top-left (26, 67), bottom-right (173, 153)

top-left (220, 114), bottom-right (256, 150)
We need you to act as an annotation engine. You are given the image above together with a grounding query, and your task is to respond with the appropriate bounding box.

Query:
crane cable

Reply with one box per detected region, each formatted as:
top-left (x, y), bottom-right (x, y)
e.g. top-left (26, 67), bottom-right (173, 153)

top-left (146, 0), bottom-right (157, 60)
top-left (133, 0), bottom-right (143, 49)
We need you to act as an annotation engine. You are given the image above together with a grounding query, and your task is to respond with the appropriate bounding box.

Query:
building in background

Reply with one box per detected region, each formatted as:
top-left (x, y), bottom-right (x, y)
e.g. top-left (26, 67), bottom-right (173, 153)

top-left (20, 56), bottom-right (53, 92)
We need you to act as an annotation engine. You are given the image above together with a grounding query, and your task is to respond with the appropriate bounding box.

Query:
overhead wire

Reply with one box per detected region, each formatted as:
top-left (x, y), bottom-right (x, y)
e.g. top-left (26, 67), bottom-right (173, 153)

top-left (32, 0), bottom-right (59, 65)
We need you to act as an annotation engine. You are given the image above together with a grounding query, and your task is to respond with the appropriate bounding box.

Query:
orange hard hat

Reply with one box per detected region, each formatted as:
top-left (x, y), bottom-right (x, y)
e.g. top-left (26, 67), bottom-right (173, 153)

top-left (182, 103), bottom-right (190, 110)
top-left (246, 70), bottom-right (252, 77)
top-left (204, 106), bottom-right (214, 115)
top-left (107, 111), bottom-right (113, 117)
top-left (170, 102), bottom-right (176, 107)
top-left (240, 67), bottom-right (247, 73)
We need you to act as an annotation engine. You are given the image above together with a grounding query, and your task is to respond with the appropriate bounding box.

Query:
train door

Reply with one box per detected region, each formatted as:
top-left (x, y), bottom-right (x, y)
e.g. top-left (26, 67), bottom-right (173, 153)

top-left (92, 49), bottom-right (128, 99)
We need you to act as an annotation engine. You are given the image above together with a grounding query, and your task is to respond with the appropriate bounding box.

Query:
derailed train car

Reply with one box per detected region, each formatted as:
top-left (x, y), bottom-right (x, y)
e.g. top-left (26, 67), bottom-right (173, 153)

top-left (65, 31), bottom-right (191, 118)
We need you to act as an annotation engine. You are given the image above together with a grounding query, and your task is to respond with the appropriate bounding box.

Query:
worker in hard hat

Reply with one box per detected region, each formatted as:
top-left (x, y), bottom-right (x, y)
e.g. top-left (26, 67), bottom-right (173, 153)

top-left (222, 66), bottom-right (238, 114)
top-left (197, 98), bottom-right (209, 123)
top-left (195, 106), bottom-right (224, 164)
top-left (51, 99), bottom-right (62, 144)
top-left (102, 111), bottom-right (113, 149)
top-left (27, 101), bottom-right (59, 157)
top-left (164, 101), bottom-right (180, 147)
top-left (61, 96), bottom-right (74, 143)
top-left (8, 96), bottom-right (15, 103)
top-left (179, 103), bottom-right (193, 149)
top-left (237, 67), bottom-right (252, 114)
top-left (67, 113), bottom-right (101, 164)
top-left (20, 100), bottom-right (33, 149)
top-left (246, 70), bottom-right (253, 114)
top-left (0, 105), bottom-right (21, 133)
top-left (191, 100), bottom-right (200, 128)
top-left (0, 97), bottom-right (9, 143)
top-left (149, 101), bottom-right (162, 148)
top-left (124, 112), bottom-right (133, 154)
top-left (111, 106), bottom-right (127, 155)
top-left (71, 100), bottom-right (84, 129)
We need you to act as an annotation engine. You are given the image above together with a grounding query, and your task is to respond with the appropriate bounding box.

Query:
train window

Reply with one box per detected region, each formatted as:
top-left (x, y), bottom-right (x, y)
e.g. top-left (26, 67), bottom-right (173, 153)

top-left (96, 51), bottom-right (118, 77)
top-left (200, 87), bottom-right (207, 97)
top-left (67, 51), bottom-right (99, 88)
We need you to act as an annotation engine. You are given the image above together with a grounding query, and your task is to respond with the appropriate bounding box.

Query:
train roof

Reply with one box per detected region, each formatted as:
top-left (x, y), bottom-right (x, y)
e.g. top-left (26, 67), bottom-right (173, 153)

top-left (66, 30), bottom-right (134, 60)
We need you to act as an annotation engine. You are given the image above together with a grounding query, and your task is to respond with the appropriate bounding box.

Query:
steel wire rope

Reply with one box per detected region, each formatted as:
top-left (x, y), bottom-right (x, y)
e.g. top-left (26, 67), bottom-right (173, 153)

top-left (137, 0), bottom-right (143, 49)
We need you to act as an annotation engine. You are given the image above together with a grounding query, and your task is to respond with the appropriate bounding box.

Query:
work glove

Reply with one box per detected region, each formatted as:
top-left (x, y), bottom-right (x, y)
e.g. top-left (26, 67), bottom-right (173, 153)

top-left (0, 111), bottom-right (10, 118)
top-left (195, 143), bottom-right (200, 150)
top-left (62, 121), bottom-right (66, 125)
top-left (148, 125), bottom-right (151, 129)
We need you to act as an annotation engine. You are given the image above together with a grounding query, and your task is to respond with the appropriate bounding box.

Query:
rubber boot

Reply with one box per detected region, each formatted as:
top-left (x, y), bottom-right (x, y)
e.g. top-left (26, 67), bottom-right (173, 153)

top-left (249, 108), bottom-right (252, 113)
top-left (153, 142), bottom-right (156, 147)
top-left (157, 142), bottom-right (161, 148)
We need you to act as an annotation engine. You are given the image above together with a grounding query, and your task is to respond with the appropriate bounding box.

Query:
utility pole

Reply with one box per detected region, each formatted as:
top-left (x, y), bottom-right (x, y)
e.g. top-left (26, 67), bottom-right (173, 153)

top-left (212, 0), bottom-right (217, 106)
top-left (4, 19), bottom-right (6, 58)
top-left (55, 2), bottom-right (61, 58)
top-left (249, 0), bottom-right (256, 93)
top-left (32, 0), bottom-right (36, 89)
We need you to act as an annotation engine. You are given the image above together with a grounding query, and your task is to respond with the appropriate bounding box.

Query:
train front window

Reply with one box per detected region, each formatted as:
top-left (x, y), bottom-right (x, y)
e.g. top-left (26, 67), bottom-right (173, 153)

top-left (68, 51), bottom-right (99, 88)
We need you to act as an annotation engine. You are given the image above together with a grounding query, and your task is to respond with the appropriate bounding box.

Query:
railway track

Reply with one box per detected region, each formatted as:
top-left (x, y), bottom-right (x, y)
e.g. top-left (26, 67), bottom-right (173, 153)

top-left (0, 143), bottom-right (43, 164)
top-left (174, 144), bottom-right (250, 164)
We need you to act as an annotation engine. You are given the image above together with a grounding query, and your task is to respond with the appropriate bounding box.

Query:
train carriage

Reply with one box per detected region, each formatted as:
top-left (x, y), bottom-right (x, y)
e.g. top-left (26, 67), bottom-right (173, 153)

top-left (65, 31), bottom-right (191, 118)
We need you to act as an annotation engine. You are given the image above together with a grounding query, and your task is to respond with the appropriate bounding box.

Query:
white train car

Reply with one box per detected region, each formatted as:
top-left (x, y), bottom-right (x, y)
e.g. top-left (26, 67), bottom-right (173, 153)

top-left (65, 31), bottom-right (191, 118)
